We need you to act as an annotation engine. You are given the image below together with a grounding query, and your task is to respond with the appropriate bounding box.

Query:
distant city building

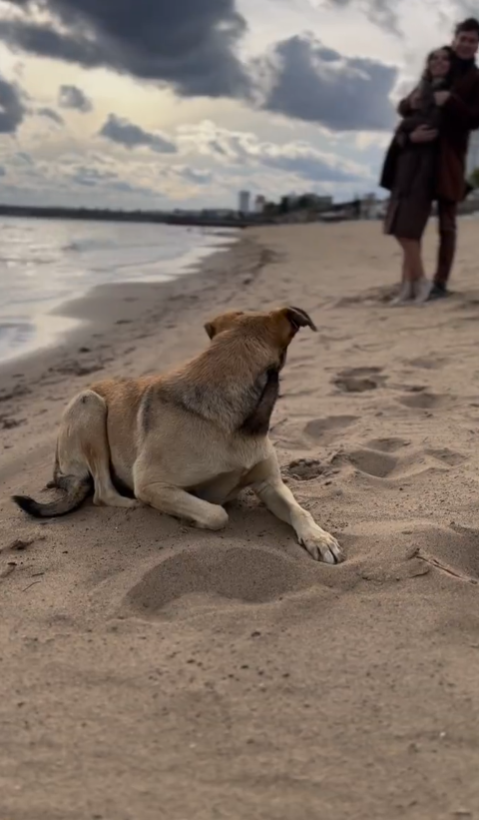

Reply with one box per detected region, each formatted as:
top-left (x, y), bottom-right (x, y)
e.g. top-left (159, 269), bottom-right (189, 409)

top-left (173, 208), bottom-right (200, 216)
top-left (298, 194), bottom-right (333, 212)
top-left (238, 190), bottom-right (250, 213)
top-left (466, 131), bottom-right (479, 177)
top-left (254, 194), bottom-right (266, 213)
top-left (202, 208), bottom-right (236, 218)
top-left (360, 193), bottom-right (382, 220)
top-left (314, 195), bottom-right (333, 211)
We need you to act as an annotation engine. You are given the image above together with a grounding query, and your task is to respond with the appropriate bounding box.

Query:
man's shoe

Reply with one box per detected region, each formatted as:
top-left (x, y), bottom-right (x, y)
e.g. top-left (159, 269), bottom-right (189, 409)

top-left (427, 283), bottom-right (451, 301)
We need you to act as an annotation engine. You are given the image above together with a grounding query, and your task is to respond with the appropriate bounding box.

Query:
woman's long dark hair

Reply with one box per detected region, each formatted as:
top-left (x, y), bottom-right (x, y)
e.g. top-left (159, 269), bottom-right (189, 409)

top-left (422, 45), bottom-right (454, 83)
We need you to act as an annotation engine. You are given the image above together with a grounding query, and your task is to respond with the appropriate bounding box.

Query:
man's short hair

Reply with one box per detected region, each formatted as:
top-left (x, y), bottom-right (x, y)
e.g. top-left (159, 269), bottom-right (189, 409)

top-left (455, 17), bottom-right (479, 37)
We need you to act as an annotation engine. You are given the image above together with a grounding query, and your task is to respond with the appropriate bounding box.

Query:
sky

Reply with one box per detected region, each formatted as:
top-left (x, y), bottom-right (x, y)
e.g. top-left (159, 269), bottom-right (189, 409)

top-left (0, 0), bottom-right (474, 210)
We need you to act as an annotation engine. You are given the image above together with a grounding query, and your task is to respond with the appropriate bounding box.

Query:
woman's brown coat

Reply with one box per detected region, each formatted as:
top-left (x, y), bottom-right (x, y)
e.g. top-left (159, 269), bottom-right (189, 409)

top-left (392, 64), bottom-right (479, 202)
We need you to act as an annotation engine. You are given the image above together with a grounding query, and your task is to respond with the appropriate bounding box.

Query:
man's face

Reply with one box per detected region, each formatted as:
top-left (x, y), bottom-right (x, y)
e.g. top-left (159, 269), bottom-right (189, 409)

top-left (453, 30), bottom-right (479, 60)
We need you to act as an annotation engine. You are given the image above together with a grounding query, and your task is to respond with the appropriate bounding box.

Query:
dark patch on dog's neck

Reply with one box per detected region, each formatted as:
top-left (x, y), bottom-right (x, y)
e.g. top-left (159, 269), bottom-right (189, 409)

top-left (239, 367), bottom-right (280, 436)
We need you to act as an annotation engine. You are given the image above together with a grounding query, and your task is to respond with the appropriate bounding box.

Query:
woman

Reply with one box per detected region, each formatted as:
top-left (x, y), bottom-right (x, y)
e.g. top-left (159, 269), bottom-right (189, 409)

top-left (380, 47), bottom-right (454, 305)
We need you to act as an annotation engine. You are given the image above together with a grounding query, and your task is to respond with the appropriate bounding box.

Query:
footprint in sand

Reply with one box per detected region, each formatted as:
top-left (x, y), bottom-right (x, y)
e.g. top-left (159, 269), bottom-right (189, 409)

top-left (125, 547), bottom-right (313, 615)
top-left (366, 437), bottom-right (410, 453)
top-left (398, 391), bottom-right (444, 410)
top-left (53, 360), bottom-right (104, 377)
top-left (335, 444), bottom-right (456, 480)
top-left (408, 355), bottom-right (448, 370)
top-left (286, 458), bottom-right (324, 481)
top-left (334, 285), bottom-right (398, 307)
top-left (424, 447), bottom-right (467, 467)
top-left (455, 295), bottom-right (479, 309)
top-left (344, 449), bottom-right (398, 479)
top-left (304, 415), bottom-right (357, 439)
top-left (0, 416), bottom-right (26, 430)
top-left (333, 367), bottom-right (386, 394)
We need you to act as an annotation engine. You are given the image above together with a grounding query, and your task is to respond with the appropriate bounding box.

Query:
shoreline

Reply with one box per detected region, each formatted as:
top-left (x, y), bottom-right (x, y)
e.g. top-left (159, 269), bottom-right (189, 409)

top-left (0, 224), bottom-right (237, 372)
top-left (0, 236), bottom-right (241, 385)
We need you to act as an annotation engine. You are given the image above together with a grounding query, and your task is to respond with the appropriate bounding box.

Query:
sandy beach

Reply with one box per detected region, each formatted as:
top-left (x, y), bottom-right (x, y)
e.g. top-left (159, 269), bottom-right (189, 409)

top-left (2, 219), bottom-right (479, 819)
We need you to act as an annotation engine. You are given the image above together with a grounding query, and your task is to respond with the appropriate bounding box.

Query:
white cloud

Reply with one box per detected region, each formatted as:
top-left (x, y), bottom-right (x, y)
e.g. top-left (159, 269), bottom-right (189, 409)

top-left (178, 120), bottom-right (369, 182)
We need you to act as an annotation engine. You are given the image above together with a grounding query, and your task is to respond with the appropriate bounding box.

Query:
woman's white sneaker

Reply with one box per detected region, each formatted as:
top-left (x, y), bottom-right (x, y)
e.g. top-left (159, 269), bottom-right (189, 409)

top-left (390, 280), bottom-right (414, 306)
top-left (414, 276), bottom-right (432, 304)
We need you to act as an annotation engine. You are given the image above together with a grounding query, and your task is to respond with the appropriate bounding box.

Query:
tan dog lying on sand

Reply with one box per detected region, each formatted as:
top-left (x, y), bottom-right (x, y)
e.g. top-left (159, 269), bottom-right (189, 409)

top-left (12, 306), bottom-right (343, 564)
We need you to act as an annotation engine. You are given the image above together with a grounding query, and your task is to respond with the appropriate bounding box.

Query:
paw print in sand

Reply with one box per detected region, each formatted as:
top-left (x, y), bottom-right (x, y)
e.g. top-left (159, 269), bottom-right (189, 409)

top-left (286, 458), bottom-right (324, 481)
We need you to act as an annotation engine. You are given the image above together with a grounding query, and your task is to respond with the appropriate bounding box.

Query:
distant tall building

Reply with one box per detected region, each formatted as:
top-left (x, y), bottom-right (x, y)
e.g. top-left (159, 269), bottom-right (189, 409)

top-left (466, 131), bottom-right (479, 177)
top-left (238, 190), bottom-right (250, 214)
top-left (254, 194), bottom-right (266, 213)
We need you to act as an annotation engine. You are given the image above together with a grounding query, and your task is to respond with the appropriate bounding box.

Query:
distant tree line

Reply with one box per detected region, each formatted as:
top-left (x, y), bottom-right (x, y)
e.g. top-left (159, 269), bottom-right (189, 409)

top-left (262, 193), bottom-right (330, 216)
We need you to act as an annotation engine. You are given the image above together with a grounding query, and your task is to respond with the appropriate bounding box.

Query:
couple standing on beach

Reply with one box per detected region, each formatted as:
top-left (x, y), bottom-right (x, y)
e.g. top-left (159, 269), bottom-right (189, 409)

top-left (381, 17), bottom-right (479, 305)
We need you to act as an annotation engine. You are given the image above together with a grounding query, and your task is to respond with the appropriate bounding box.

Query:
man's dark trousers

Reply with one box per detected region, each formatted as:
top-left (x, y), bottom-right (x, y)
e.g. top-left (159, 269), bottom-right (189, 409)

top-left (434, 199), bottom-right (457, 288)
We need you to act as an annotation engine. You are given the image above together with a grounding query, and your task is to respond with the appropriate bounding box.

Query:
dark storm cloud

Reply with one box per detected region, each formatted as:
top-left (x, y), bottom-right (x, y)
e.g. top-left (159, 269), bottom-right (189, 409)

top-left (0, 75), bottom-right (26, 132)
top-left (262, 35), bottom-right (397, 131)
top-left (0, 1), bottom-right (401, 134)
top-left (58, 83), bottom-right (92, 112)
top-left (0, 0), bottom-right (250, 98)
top-left (99, 114), bottom-right (177, 154)
top-left (37, 106), bottom-right (64, 124)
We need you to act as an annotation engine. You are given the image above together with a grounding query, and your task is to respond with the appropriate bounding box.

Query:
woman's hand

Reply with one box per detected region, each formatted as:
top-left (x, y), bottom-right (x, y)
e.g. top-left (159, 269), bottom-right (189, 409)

top-left (434, 91), bottom-right (451, 107)
top-left (409, 89), bottom-right (422, 110)
top-left (409, 124), bottom-right (438, 143)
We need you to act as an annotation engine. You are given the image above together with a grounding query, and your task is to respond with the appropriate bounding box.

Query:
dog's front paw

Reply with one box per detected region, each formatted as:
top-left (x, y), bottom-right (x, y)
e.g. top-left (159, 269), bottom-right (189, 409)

top-left (299, 526), bottom-right (343, 564)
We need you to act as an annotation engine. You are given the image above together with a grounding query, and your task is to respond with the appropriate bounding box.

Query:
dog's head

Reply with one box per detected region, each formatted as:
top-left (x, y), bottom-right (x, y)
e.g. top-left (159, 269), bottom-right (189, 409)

top-left (204, 306), bottom-right (316, 348)
top-left (204, 306), bottom-right (316, 374)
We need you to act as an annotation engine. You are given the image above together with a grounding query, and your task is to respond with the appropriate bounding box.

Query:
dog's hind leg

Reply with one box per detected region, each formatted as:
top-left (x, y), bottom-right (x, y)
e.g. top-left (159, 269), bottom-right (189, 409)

top-left (245, 451), bottom-right (343, 564)
top-left (59, 390), bottom-right (138, 510)
top-left (13, 389), bottom-right (137, 518)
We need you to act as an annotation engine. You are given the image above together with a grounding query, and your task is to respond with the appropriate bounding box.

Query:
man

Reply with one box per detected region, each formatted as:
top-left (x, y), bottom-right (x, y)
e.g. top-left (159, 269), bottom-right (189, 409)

top-left (398, 17), bottom-right (479, 299)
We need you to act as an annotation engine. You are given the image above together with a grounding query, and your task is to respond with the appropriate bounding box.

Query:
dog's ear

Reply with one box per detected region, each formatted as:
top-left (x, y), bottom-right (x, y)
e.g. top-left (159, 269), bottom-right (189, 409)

top-left (204, 321), bottom-right (217, 340)
top-left (281, 306), bottom-right (317, 334)
top-left (204, 310), bottom-right (245, 340)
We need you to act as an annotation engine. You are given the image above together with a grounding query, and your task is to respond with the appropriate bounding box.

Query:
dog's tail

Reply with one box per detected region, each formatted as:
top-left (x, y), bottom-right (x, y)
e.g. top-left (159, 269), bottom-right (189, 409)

top-left (12, 473), bottom-right (92, 519)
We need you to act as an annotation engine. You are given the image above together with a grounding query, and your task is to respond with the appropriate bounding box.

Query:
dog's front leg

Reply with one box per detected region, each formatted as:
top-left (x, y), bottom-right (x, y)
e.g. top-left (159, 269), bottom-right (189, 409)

top-left (255, 478), bottom-right (343, 563)
top-left (136, 481), bottom-right (228, 531)
top-left (248, 454), bottom-right (343, 564)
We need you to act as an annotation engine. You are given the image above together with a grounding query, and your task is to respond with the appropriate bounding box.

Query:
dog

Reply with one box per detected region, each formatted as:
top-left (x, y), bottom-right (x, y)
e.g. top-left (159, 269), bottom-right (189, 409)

top-left (12, 306), bottom-right (343, 564)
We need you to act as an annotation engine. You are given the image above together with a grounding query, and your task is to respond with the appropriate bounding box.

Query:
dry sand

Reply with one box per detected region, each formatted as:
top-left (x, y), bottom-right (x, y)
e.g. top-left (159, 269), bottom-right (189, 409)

top-left (2, 219), bottom-right (479, 819)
